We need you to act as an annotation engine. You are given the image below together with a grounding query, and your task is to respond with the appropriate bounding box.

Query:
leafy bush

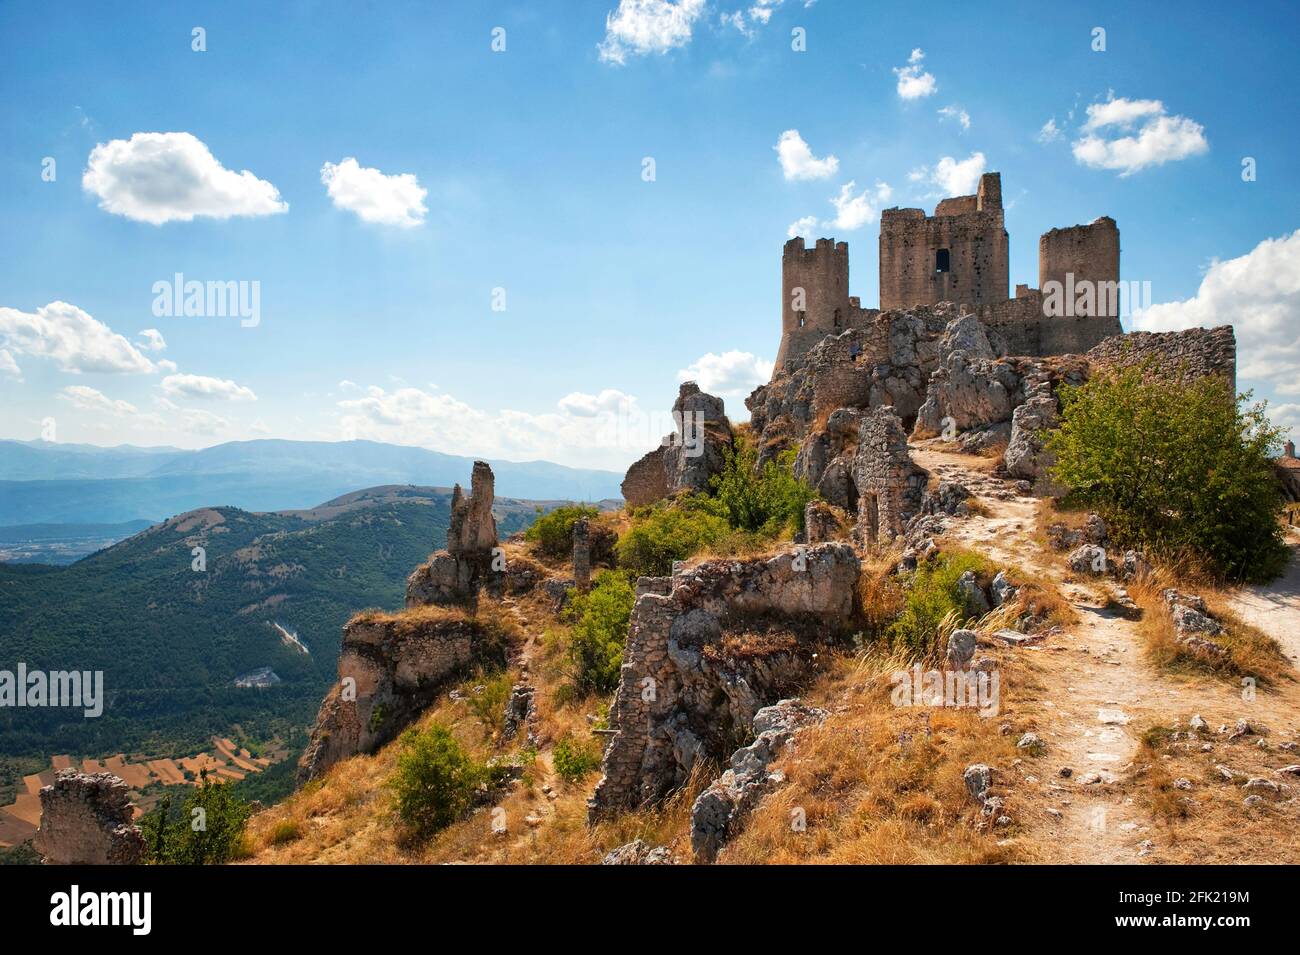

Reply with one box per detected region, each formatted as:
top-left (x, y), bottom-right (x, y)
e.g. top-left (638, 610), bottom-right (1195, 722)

top-left (142, 771), bottom-right (254, 865)
top-left (887, 552), bottom-right (989, 655)
top-left (710, 438), bottom-right (815, 535)
top-left (389, 724), bottom-right (486, 838)
top-left (268, 818), bottom-right (301, 846)
top-left (465, 669), bottom-right (513, 735)
top-left (525, 504), bottom-right (600, 558)
top-left (553, 735), bottom-right (602, 783)
top-left (1047, 366), bottom-right (1288, 582)
top-left (615, 499), bottom-right (731, 578)
top-left (564, 570), bottom-right (636, 694)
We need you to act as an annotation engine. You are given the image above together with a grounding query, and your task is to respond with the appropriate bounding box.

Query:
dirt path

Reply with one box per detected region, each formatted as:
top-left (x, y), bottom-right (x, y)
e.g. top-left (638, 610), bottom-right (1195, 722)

top-left (1226, 528), bottom-right (1300, 664)
top-left (911, 443), bottom-right (1300, 863)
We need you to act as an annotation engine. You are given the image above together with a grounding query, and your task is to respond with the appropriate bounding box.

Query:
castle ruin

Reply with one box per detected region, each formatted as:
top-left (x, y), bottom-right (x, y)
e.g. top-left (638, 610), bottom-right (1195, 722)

top-left (774, 172), bottom-right (1124, 369)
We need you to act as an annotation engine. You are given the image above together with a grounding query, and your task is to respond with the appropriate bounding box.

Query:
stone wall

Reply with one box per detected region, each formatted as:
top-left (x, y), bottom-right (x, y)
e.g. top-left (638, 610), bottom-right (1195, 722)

top-left (1085, 325), bottom-right (1237, 387)
top-left (619, 382), bottom-right (734, 506)
top-left (33, 771), bottom-right (145, 865)
top-left (852, 407), bottom-right (929, 543)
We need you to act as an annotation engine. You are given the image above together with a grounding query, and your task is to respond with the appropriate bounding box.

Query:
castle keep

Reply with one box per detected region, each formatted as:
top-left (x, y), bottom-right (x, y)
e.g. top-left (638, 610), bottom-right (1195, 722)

top-left (774, 172), bottom-right (1124, 370)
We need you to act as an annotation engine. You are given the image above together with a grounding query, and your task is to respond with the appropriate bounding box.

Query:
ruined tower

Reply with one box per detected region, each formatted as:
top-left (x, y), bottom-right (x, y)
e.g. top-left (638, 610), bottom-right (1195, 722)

top-left (1039, 216), bottom-right (1121, 317)
top-left (879, 172), bottom-right (1009, 310)
top-left (775, 237), bottom-right (852, 368)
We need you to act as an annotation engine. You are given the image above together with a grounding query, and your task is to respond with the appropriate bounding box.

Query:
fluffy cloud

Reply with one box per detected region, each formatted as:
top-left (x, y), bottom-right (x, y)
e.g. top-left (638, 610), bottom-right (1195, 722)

top-left (0, 301), bottom-right (155, 374)
top-left (677, 350), bottom-right (773, 398)
top-left (58, 385), bottom-right (138, 417)
top-left (161, 373), bottom-right (257, 402)
top-left (938, 105), bottom-right (970, 130)
top-left (82, 132), bottom-right (287, 224)
top-left (319, 158), bottom-right (428, 228)
top-left (893, 48), bottom-right (936, 100)
top-left (828, 180), bottom-right (893, 230)
top-left (598, 0), bottom-right (706, 65)
top-left (1037, 117), bottom-right (1062, 143)
top-left (1071, 96), bottom-right (1207, 176)
top-left (136, 328), bottom-right (166, 352)
top-left (337, 385), bottom-right (678, 471)
top-left (786, 215), bottom-right (818, 240)
top-left (0, 349), bottom-right (20, 379)
top-left (911, 152), bottom-right (986, 196)
top-left (722, 0), bottom-right (785, 36)
top-left (1132, 230), bottom-right (1300, 398)
top-left (775, 130), bottom-right (839, 181)
top-left (177, 408), bottom-right (228, 435)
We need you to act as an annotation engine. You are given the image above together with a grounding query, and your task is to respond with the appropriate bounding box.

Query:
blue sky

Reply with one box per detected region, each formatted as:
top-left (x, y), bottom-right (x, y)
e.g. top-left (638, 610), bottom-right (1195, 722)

top-left (1, 0), bottom-right (1298, 470)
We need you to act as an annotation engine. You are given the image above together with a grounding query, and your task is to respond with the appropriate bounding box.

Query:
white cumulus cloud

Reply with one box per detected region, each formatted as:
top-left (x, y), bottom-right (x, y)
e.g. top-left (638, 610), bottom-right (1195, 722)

top-left (1037, 117), bottom-right (1062, 143)
top-left (894, 48), bottom-right (936, 100)
top-left (911, 152), bottom-right (986, 197)
top-left (677, 351), bottom-right (773, 398)
top-left (58, 385), bottom-right (138, 417)
top-left (598, 0), bottom-right (706, 65)
top-left (828, 180), bottom-right (893, 230)
top-left (161, 373), bottom-right (257, 402)
top-left (82, 132), bottom-right (287, 224)
top-left (938, 105), bottom-right (970, 130)
top-left (787, 215), bottom-right (818, 240)
top-left (0, 349), bottom-right (21, 379)
top-left (320, 158), bottom-right (428, 228)
top-left (775, 129), bottom-right (839, 181)
top-left (1071, 95), bottom-right (1208, 176)
top-left (1131, 230), bottom-right (1300, 398)
top-left (0, 301), bottom-right (155, 374)
top-left (136, 328), bottom-right (167, 351)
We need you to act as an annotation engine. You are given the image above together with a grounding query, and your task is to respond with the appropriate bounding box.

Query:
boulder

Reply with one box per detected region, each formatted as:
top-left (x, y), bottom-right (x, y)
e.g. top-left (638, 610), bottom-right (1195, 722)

top-left (602, 839), bottom-right (674, 865)
top-left (1068, 544), bottom-right (1108, 575)
top-left (1004, 391), bottom-right (1060, 486)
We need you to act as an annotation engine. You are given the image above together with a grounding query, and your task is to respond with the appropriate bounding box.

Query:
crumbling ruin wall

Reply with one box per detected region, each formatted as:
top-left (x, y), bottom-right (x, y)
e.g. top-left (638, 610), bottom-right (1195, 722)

top-left (1085, 325), bottom-right (1237, 387)
top-left (589, 544), bottom-right (859, 818)
top-left (33, 771), bottom-right (145, 865)
top-left (1039, 217), bottom-right (1120, 308)
top-left (852, 407), bottom-right (928, 543)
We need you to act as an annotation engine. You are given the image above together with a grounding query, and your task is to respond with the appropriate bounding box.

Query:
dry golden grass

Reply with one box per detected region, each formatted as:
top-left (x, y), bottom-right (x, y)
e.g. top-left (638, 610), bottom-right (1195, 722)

top-left (1130, 574), bottom-right (1291, 685)
top-left (721, 651), bottom-right (1029, 864)
top-left (1125, 720), bottom-right (1300, 863)
top-left (348, 603), bottom-right (469, 633)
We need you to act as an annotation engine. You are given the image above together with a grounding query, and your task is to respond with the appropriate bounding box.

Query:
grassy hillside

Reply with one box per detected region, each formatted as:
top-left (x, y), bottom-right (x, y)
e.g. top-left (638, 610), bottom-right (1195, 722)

top-left (0, 486), bottom-right (541, 761)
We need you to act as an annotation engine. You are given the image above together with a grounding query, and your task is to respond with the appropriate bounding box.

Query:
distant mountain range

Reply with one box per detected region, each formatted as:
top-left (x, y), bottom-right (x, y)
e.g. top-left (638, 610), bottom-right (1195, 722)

top-left (0, 439), bottom-right (623, 526)
top-left (0, 485), bottom-right (549, 761)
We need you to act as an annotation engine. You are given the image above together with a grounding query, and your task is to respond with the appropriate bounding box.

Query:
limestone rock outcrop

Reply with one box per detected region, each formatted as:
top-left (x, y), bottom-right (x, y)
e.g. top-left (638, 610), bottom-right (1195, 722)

top-left (405, 461), bottom-right (500, 605)
top-left (621, 382), bottom-right (734, 507)
top-left (689, 698), bottom-right (827, 863)
top-left (298, 608), bottom-right (505, 781)
top-left (33, 771), bottom-right (145, 865)
top-left (601, 839), bottom-right (674, 865)
top-left (1004, 389), bottom-right (1060, 485)
top-left (589, 543), bottom-right (858, 819)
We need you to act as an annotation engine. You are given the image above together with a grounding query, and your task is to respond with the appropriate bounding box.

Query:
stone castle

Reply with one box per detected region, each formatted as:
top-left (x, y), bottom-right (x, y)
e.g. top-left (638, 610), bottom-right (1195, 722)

top-left (775, 172), bottom-right (1123, 368)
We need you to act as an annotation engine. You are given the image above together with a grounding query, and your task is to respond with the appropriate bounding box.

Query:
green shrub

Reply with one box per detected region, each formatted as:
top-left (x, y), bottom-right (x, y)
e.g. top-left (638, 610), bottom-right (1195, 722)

top-left (710, 438), bottom-right (815, 535)
top-left (564, 570), bottom-right (636, 694)
top-left (142, 771), bottom-right (254, 865)
top-left (888, 552), bottom-right (989, 655)
top-left (552, 735), bottom-right (602, 783)
top-left (389, 724), bottom-right (485, 838)
top-left (615, 498), bottom-right (730, 577)
top-left (268, 818), bottom-right (301, 846)
top-left (1047, 366), bottom-right (1288, 582)
top-left (526, 504), bottom-right (599, 558)
top-left (465, 669), bottom-right (513, 735)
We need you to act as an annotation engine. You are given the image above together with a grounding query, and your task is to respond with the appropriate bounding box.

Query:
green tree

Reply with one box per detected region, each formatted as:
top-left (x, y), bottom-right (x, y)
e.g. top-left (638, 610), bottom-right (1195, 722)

top-left (710, 438), bottom-right (815, 535)
top-left (1047, 366), bottom-right (1287, 582)
top-left (525, 504), bottom-right (599, 558)
top-left (564, 570), bottom-right (636, 693)
top-left (389, 724), bottom-right (485, 838)
top-left (143, 771), bottom-right (253, 865)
